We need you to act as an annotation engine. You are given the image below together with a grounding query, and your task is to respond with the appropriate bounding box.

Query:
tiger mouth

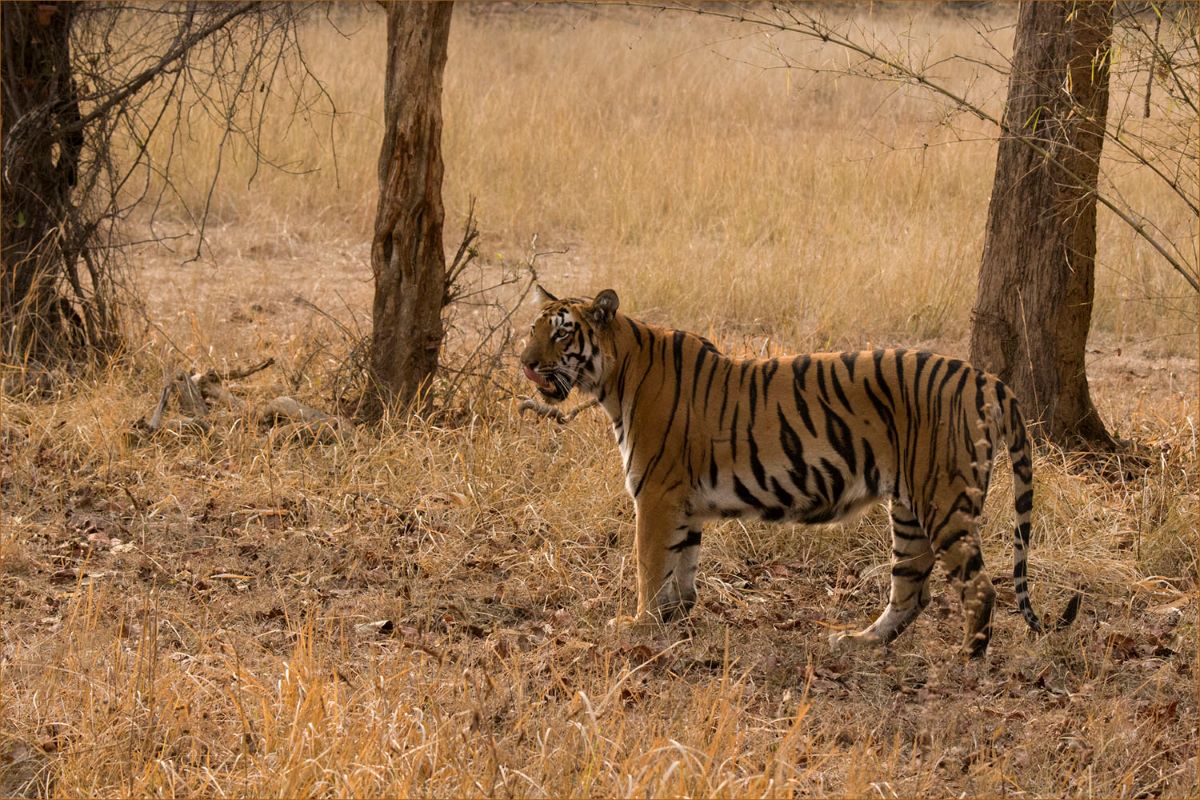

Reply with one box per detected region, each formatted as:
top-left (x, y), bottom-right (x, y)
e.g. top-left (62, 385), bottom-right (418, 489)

top-left (523, 364), bottom-right (569, 402)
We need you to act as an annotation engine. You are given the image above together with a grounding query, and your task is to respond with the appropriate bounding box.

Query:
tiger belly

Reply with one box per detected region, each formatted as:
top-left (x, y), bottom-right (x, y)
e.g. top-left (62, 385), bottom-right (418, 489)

top-left (689, 470), bottom-right (883, 525)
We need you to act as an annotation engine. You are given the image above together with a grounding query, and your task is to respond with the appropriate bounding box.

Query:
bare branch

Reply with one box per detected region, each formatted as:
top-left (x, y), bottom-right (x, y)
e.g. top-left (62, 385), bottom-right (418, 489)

top-left (66, 3), bottom-right (259, 134)
top-left (518, 397), bottom-right (600, 425)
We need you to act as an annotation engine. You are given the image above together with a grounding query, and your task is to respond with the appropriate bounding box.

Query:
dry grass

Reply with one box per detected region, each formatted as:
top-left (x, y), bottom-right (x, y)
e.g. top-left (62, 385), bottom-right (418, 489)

top-left (137, 4), bottom-right (1194, 350)
top-left (2, 5), bottom-right (1198, 798)
top-left (2, 358), bottom-right (1196, 796)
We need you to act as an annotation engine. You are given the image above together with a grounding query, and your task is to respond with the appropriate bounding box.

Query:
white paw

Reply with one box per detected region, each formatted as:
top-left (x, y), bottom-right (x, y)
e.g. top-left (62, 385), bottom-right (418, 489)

top-left (607, 613), bottom-right (655, 632)
top-left (828, 630), bottom-right (879, 651)
top-left (828, 630), bottom-right (852, 651)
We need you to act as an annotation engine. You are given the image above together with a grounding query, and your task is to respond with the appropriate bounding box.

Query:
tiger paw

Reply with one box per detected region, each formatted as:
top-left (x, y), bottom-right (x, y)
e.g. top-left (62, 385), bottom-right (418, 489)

top-left (828, 629), bottom-right (880, 651)
top-left (607, 613), bottom-right (658, 633)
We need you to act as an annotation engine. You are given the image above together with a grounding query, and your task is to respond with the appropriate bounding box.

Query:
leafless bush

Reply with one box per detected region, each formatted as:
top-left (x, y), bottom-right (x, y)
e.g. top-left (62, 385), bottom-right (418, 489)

top-left (303, 207), bottom-right (563, 424)
top-left (2, 2), bottom-right (333, 371)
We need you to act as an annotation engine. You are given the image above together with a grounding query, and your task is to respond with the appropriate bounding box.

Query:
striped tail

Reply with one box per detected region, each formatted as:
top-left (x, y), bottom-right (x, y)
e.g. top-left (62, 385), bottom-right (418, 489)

top-left (1001, 389), bottom-right (1081, 633)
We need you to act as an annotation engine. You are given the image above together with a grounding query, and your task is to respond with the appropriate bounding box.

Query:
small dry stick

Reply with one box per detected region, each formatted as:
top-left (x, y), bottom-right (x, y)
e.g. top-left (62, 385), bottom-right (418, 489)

top-left (145, 384), bottom-right (171, 432)
top-left (518, 397), bottom-right (599, 424)
top-left (199, 357), bottom-right (276, 383)
top-left (172, 371), bottom-right (209, 417)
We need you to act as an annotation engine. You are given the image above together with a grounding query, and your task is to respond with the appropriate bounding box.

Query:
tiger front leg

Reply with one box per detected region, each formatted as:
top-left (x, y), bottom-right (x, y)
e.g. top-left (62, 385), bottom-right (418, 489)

top-left (631, 501), bottom-right (697, 624)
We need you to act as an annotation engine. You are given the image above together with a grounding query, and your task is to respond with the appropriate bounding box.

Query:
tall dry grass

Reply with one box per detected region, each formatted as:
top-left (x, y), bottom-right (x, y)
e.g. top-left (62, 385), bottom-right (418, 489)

top-left (1, 356), bottom-right (1196, 795)
top-left (136, 4), bottom-right (1194, 351)
top-left (2, 5), bottom-right (1197, 798)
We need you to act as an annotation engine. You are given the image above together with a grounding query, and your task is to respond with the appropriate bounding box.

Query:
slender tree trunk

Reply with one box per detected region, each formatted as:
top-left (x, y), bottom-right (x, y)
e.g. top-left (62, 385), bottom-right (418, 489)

top-left (366, 2), bottom-right (453, 418)
top-left (1, 2), bottom-right (94, 364)
top-left (970, 0), bottom-right (1115, 449)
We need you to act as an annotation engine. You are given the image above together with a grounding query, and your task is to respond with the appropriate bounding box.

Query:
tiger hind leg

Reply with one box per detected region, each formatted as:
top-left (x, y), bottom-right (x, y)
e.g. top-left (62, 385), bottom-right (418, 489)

top-left (935, 515), bottom-right (996, 658)
top-left (830, 503), bottom-right (934, 651)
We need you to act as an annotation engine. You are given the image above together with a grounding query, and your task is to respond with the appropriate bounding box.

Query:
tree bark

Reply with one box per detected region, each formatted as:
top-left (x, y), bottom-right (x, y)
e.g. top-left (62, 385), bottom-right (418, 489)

top-left (970, 0), bottom-right (1115, 449)
top-left (366, 2), bottom-right (453, 418)
top-left (1, 2), bottom-right (97, 364)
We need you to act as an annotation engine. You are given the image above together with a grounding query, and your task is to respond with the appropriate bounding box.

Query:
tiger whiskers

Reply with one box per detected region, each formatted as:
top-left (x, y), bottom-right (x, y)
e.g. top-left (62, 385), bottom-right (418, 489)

top-left (549, 369), bottom-right (573, 398)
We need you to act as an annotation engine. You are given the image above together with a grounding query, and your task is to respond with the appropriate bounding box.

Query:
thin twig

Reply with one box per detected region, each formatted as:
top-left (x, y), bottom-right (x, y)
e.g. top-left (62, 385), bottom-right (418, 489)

top-left (197, 357), bottom-right (276, 383)
top-left (518, 398), bottom-right (599, 425)
top-left (1144, 11), bottom-right (1161, 118)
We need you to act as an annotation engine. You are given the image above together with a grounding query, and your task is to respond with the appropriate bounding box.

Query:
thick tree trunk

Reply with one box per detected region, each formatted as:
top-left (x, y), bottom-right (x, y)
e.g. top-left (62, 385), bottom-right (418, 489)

top-left (366, 2), bottom-right (453, 418)
top-left (1, 2), bottom-right (98, 364)
top-left (970, 1), bottom-right (1115, 449)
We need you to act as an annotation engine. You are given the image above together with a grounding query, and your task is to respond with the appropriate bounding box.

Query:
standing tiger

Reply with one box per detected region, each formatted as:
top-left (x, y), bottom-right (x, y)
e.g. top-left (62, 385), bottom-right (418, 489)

top-left (520, 286), bottom-right (1079, 657)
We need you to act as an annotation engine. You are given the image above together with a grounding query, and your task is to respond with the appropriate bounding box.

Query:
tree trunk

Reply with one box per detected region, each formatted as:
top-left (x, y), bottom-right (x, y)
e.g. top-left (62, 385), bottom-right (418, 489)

top-left (969, 0), bottom-right (1115, 449)
top-left (366, 2), bottom-right (453, 418)
top-left (1, 2), bottom-right (99, 365)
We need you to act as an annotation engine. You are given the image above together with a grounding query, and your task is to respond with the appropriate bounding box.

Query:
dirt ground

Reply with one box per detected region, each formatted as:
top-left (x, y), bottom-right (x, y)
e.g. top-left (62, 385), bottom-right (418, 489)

top-left (2, 228), bottom-right (1196, 796)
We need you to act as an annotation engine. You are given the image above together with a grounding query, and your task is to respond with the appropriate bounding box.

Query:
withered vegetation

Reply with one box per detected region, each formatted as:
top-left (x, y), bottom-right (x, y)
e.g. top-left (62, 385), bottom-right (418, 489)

top-left (1, 5), bottom-right (1196, 797)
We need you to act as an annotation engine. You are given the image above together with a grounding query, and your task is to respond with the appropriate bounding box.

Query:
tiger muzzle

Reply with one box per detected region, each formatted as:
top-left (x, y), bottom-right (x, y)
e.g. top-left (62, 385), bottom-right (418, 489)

top-left (522, 362), bottom-right (568, 401)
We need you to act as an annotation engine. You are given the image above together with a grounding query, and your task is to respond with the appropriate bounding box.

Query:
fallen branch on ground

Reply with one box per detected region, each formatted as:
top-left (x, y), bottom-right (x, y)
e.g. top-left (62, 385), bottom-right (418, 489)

top-left (130, 369), bottom-right (211, 440)
top-left (260, 395), bottom-right (352, 444)
top-left (129, 357), bottom-right (351, 444)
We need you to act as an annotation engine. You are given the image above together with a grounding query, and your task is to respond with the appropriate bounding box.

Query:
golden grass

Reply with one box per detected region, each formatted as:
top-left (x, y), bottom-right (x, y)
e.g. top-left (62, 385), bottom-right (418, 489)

top-left (2, 5), bottom-right (1198, 798)
top-left (140, 4), bottom-right (1195, 350)
top-left (1, 358), bottom-right (1196, 796)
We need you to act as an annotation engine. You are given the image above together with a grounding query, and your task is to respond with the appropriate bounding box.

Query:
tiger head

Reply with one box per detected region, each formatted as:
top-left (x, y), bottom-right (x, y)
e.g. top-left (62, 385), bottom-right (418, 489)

top-left (520, 285), bottom-right (619, 404)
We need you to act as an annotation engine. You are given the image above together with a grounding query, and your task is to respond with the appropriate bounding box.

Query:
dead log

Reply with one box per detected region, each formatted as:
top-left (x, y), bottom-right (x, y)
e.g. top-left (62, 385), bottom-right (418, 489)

top-left (129, 357), bottom-right (351, 446)
top-left (171, 370), bottom-right (208, 417)
top-left (193, 357), bottom-right (274, 411)
top-left (129, 370), bottom-right (209, 442)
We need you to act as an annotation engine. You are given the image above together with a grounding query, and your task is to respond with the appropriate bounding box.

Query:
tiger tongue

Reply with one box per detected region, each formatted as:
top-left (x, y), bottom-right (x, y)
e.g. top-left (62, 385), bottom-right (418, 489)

top-left (523, 364), bottom-right (553, 389)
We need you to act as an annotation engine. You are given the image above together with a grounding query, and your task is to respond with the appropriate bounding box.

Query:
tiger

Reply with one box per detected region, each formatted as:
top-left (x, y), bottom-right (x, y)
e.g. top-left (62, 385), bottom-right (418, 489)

top-left (520, 286), bottom-right (1080, 657)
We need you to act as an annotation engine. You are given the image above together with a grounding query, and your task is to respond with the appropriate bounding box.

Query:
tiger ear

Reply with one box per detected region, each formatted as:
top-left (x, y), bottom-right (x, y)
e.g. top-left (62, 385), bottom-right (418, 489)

top-left (532, 284), bottom-right (558, 305)
top-left (590, 289), bottom-right (619, 327)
